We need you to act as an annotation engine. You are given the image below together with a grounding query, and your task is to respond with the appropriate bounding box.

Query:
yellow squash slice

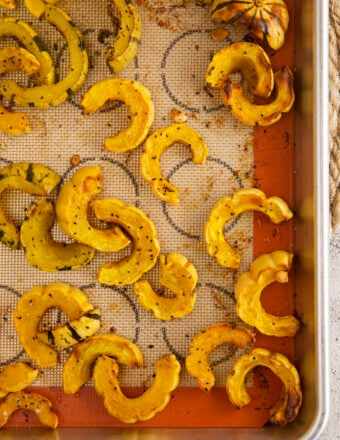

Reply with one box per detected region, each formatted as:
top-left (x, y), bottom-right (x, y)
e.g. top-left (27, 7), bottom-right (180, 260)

top-left (0, 390), bottom-right (58, 429)
top-left (235, 250), bottom-right (299, 337)
top-left (63, 334), bottom-right (144, 394)
top-left (104, 0), bottom-right (142, 73)
top-left (0, 362), bottom-right (38, 398)
top-left (93, 354), bottom-right (180, 424)
top-left (0, 0), bottom-right (16, 9)
top-left (55, 166), bottom-right (130, 252)
top-left (0, 5), bottom-right (88, 108)
top-left (37, 308), bottom-right (101, 348)
top-left (204, 188), bottom-right (293, 269)
top-left (205, 41), bottom-right (274, 97)
top-left (25, 0), bottom-right (59, 19)
top-left (0, 162), bottom-right (60, 249)
top-left (140, 124), bottom-right (209, 205)
top-left (186, 323), bottom-right (254, 392)
top-left (81, 78), bottom-right (154, 152)
top-left (20, 198), bottom-right (95, 272)
top-left (134, 253), bottom-right (198, 320)
top-left (226, 348), bottom-right (302, 426)
top-left (92, 198), bottom-right (160, 286)
top-left (13, 283), bottom-right (95, 367)
top-left (221, 66), bottom-right (295, 126)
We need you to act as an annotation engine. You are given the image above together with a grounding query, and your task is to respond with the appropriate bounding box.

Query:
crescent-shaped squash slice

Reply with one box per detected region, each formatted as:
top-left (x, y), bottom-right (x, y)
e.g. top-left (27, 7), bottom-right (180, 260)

top-left (55, 166), bottom-right (130, 252)
top-left (0, 162), bottom-right (60, 249)
top-left (20, 198), bottom-right (95, 271)
top-left (140, 124), bottom-right (208, 205)
top-left (0, 5), bottom-right (88, 108)
top-left (205, 41), bottom-right (274, 97)
top-left (63, 334), bottom-right (144, 394)
top-left (221, 66), bottom-right (295, 126)
top-left (80, 78), bottom-right (154, 152)
top-left (37, 308), bottom-right (101, 348)
top-left (204, 188), bottom-right (293, 269)
top-left (104, 0), bottom-right (142, 73)
top-left (185, 323), bottom-right (254, 392)
top-left (0, 363), bottom-right (38, 399)
top-left (0, 390), bottom-right (58, 429)
top-left (235, 250), bottom-right (299, 337)
top-left (134, 253), bottom-right (198, 320)
top-left (226, 348), bottom-right (302, 426)
top-left (91, 198), bottom-right (160, 286)
top-left (93, 354), bottom-right (180, 423)
top-left (13, 283), bottom-right (95, 367)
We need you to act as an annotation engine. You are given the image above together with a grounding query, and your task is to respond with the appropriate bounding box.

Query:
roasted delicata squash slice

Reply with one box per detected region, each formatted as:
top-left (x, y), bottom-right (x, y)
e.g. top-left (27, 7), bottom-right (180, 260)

top-left (25, 0), bottom-right (59, 19)
top-left (0, 362), bottom-right (38, 398)
top-left (93, 354), bottom-right (180, 424)
top-left (91, 198), bottom-right (160, 286)
top-left (226, 348), bottom-right (302, 426)
top-left (104, 0), bottom-right (142, 73)
top-left (0, 0), bottom-right (16, 9)
top-left (205, 41), bottom-right (274, 97)
top-left (134, 253), bottom-right (198, 320)
top-left (204, 188), bottom-right (293, 269)
top-left (210, 0), bottom-right (289, 51)
top-left (20, 198), bottom-right (95, 271)
top-left (140, 124), bottom-right (208, 205)
top-left (0, 5), bottom-right (88, 108)
top-left (235, 250), bottom-right (299, 337)
top-left (186, 323), bottom-right (254, 392)
top-left (0, 162), bottom-right (60, 249)
top-left (37, 308), bottom-right (101, 348)
top-left (221, 66), bottom-right (295, 126)
top-left (13, 283), bottom-right (95, 367)
top-left (55, 166), bottom-right (130, 252)
top-left (63, 333), bottom-right (144, 394)
top-left (0, 390), bottom-right (58, 429)
top-left (81, 78), bottom-right (154, 152)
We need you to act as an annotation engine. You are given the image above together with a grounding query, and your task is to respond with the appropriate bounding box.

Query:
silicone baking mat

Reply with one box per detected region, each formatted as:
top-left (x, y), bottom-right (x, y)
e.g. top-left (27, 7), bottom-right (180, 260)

top-left (0, 0), bottom-right (295, 428)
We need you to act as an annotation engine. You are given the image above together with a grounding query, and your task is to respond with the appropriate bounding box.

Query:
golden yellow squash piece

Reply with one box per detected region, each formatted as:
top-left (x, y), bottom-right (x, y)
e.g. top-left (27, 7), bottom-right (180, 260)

top-left (37, 308), bottom-right (101, 348)
top-left (0, 0), bottom-right (16, 9)
top-left (92, 198), bottom-right (160, 286)
top-left (204, 188), bottom-right (293, 269)
top-left (81, 78), bottom-right (154, 152)
top-left (226, 348), bottom-right (302, 426)
top-left (20, 198), bottom-right (95, 271)
top-left (140, 124), bottom-right (209, 205)
top-left (0, 162), bottom-right (60, 249)
top-left (0, 5), bottom-right (88, 108)
top-left (63, 334), bottom-right (144, 394)
top-left (186, 323), bottom-right (254, 392)
top-left (93, 354), bottom-right (180, 424)
top-left (134, 253), bottom-right (198, 320)
top-left (55, 166), bottom-right (130, 252)
top-left (104, 0), bottom-right (142, 73)
top-left (24, 0), bottom-right (46, 18)
top-left (0, 390), bottom-right (58, 429)
top-left (0, 362), bottom-right (38, 398)
top-left (210, 0), bottom-right (289, 51)
top-left (221, 66), bottom-right (295, 126)
top-left (205, 41), bottom-right (274, 97)
top-left (14, 283), bottom-right (95, 367)
top-left (235, 251), bottom-right (299, 337)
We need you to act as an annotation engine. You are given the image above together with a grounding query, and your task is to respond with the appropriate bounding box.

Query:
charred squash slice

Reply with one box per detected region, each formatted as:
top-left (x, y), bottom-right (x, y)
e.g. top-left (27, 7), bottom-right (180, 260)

top-left (0, 162), bottom-right (60, 249)
top-left (134, 253), bottom-right (198, 320)
top-left (204, 188), bottom-right (293, 268)
top-left (140, 124), bottom-right (208, 205)
top-left (13, 283), bottom-right (95, 367)
top-left (81, 78), bottom-right (154, 152)
top-left (235, 251), bottom-right (299, 337)
top-left (226, 348), bottom-right (302, 426)
top-left (92, 198), bottom-right (160, 286)
top-left (20, 198), bottom-right (95, 272)
top-left (0, 5), bottom-right (88, 108)
top-left (93, 354), bottom-right (180, 423)
top-left (63, 334), bottom-right (144, 394)
top-left (186, 323), bottom-right (254, 392)
top-left (55, 166), bottom-right (130, 252)
top-left (0, 363), bottom-right (38, 398)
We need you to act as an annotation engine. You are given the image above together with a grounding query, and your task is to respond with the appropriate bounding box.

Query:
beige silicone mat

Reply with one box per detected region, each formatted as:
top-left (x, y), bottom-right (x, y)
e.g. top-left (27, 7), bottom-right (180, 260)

top-left (0, 0), bottom-right (255, 388)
